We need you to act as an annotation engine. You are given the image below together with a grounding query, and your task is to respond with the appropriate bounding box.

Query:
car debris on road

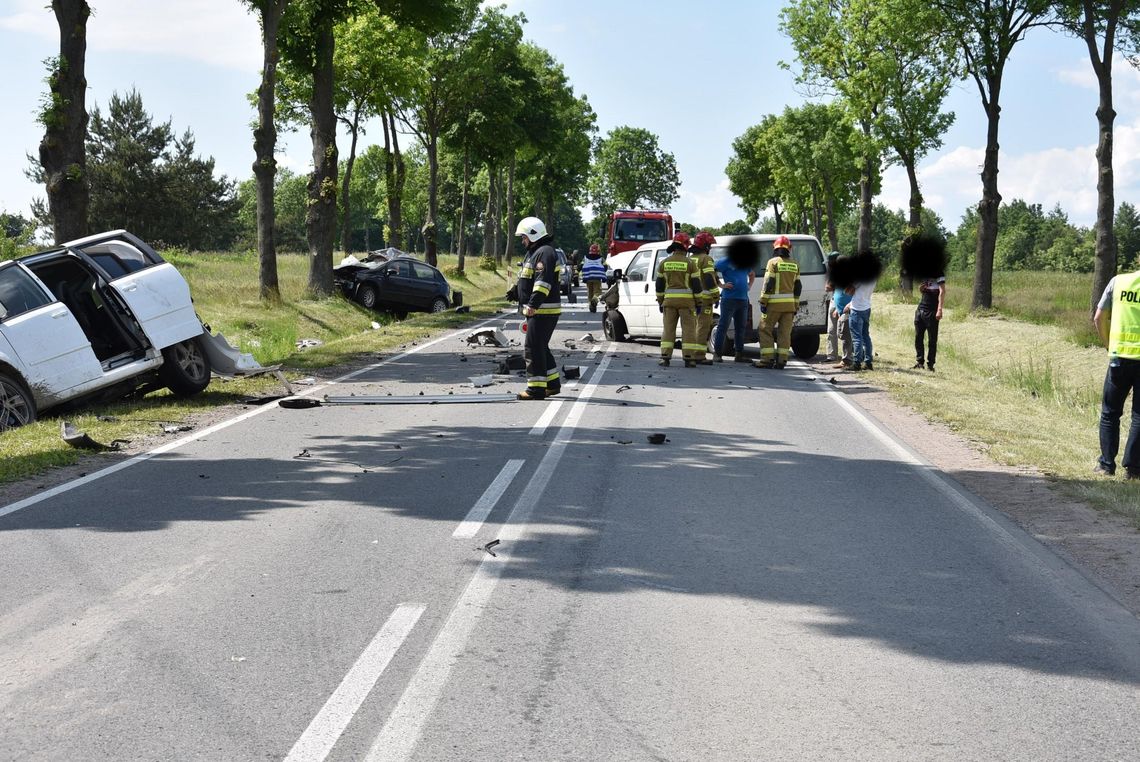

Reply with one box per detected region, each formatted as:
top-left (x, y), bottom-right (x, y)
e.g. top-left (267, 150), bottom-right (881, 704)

top-left (60, 421), bottom-right (128, 451)
top-left (466, 328), bottom-right (509, 347)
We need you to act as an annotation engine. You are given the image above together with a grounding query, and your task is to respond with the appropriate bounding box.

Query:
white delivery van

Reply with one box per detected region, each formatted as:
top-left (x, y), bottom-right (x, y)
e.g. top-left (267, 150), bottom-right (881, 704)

top-left (709, 234), bottom-right (829, 359)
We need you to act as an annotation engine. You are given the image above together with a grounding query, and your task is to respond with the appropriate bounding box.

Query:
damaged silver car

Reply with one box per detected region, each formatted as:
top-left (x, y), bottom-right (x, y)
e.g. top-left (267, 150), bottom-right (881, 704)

top-left (0, 230), bottom-right (262, 431)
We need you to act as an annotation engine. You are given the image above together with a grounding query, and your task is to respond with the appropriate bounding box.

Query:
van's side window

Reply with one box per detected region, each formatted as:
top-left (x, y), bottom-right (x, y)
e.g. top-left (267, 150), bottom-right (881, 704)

top-left (625, 251), bottom-right (651, 282)
top-left (0, 266), bottom-right (53, 321)
top-left (81, 241), bottom-right (155, 280)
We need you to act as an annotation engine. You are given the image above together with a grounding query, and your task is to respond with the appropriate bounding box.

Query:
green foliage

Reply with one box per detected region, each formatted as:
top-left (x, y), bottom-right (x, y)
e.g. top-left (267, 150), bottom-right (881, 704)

top-left (726, 119), bottom-right (781, 227)
top-left (478, 252), bottom-right (497, 271)
top-left (83, 89), bottom-right (239, 249)
top-left (1115, 201), bottom-right (1140, 270)
top-left (237, 169), bottom-right (311, 252)
top-left (587, 126), bottom-right (679, 218)
top-left (714, 220), bottom-right (753, 236)
top-left (944, 199), bottom-right (1097, 274)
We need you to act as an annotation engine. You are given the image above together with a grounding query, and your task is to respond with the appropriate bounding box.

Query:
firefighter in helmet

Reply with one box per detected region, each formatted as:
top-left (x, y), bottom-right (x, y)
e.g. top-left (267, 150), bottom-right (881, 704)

top-left (512, 216), bottom-right (562, 399)
top-left (689, 231), bottom-right (720, 364)
top-left (754, 235), bottom-right (801, 369)
top-left (656, 231), bottom-right (704, 367)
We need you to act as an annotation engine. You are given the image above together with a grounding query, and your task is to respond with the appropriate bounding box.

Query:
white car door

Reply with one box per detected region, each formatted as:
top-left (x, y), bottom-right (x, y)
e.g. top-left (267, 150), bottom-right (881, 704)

top-left (618, 249), bottom-right (653, 334)
top-left (0, 263), bottom-right (102, 399)
top-left (79, 239), bottom-right (202, 350)
top-left (642, 248), bottom-right (669, 337)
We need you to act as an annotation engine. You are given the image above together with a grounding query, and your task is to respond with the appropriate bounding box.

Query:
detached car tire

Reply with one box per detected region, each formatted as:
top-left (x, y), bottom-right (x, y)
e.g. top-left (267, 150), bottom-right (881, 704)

top-left (0, 371), bottom-right (36, 431)
top-left (791, 332), bottom-right (821, 360)
top-left (160, 336), bottom-right (212, 397)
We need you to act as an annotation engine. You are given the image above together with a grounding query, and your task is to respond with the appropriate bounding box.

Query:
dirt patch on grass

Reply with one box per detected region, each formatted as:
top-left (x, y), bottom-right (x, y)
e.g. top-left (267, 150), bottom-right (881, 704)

top-left (809, 357), bottom-right (1140, 617)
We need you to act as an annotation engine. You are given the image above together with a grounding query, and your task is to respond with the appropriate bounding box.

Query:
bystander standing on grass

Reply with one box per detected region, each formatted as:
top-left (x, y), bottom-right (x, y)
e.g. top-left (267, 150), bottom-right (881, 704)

top-left (831, 285), bottom-right (854, 369)
top-left (824, 252), bottom-right (840, 363)
top-left (914, 276), bottom-right (945, 371)
top-left (1093, 267), bottom-right (1140, 480)
top-left (849, 279), bottom-right (876, 372)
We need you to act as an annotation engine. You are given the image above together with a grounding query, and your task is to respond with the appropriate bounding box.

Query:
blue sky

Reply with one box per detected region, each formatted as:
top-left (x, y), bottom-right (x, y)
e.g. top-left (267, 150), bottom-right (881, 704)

top-left (2, 0), bottom-right (1137, 235)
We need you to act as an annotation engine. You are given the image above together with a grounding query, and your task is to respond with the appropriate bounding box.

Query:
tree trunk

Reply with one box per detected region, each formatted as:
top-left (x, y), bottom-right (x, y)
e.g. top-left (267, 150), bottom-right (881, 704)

top-left (482, 166), bottom-right (495, 258)
top-left (1089, 19), bottom-right (1118, 314)
top-left (391, 114), bottom-right (406, 249)
top-left (305, 20), bottom-right (337, 297)
top-left (501, 153), bottom-right (516, 264)
top-left (810, 187), bottom-right (823, 243)
top-left (424, 128), bottom-right (439, 266)
top-left (973, 84), bottom-right (1002, 311)
top-left (772, 201), bottom-right (783, 234)
top-left (857, 125), bottom-right (875, 253)
top-left (457, 147), bottom-right (470, 273)
top-left (545, 188), bottom-right (555, 235)
top-left (824, 189), bottom-right (838, 252)
top-left (899, 156), bottom-right (924, 294)
top-left (492, 167), bottom-right (503, 260)
top-left (338, 110), bottom-right (361, 255)
top-left (39, 0), bottom-right (91, 244)
top-left (252, 1), bottom-right (284, 301)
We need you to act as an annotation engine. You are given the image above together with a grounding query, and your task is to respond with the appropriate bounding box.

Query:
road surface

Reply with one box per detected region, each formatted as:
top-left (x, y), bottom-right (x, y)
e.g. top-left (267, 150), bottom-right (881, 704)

top-left (2, 293), bottom-right (1138, 761)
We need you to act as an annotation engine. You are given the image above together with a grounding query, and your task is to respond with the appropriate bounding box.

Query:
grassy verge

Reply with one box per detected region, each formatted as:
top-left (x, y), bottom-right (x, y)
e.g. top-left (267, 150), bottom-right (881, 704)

top-left (863, 292), bottom-right (1139, 525)
top-left (897, 270), bottom-right (1100, 347)
top-left (0, 252), bottom-right (508, 485)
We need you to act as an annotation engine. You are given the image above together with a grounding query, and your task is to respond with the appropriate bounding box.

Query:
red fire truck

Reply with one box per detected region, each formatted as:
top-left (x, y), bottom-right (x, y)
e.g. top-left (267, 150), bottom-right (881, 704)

top-left (603, 209), bottom-right (675, 256)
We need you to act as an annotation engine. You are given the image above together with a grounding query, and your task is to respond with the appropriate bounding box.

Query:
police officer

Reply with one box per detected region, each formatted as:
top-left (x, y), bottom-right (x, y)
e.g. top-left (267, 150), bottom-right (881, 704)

top-left (1093, 267), bottom-right (1140, 478)
top-left (754, 235), bottom-right (801, 369)
top-left (656, 232), bottom-right (704, 368)
top-left (512, 216), bottom-right (562, 400)
top-left (689, 231), bottom-right (720, 364)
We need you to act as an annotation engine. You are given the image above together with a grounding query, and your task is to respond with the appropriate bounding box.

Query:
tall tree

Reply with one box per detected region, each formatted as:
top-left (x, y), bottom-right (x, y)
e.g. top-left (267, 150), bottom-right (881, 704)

top-left (1052, 1), bottom-right (1140, 311)
top-left (932, 0), bottom-right (1049, 309)
top-left (37, 0), bottom-right (91, 244)
top-left (781, 0), bottom-right (891, 252)
top-left (1115, 200), bottom-right (1140, 268)
top-left (587, 126), bottom-right (679, 219)
top-left (726, 118), bottom-right (784, 232)
top-left (244, 0), bottom-right (289, 300)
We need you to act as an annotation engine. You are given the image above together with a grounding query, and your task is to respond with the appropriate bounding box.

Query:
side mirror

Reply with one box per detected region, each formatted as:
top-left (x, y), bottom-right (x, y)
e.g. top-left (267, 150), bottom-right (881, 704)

top-left (612, 269), bottom-right (623, 280)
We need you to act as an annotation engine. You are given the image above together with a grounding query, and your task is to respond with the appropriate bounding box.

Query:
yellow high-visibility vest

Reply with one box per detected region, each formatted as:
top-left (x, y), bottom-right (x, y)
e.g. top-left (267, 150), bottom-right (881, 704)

top-left (1109, 271), bottom-right (1140, 359)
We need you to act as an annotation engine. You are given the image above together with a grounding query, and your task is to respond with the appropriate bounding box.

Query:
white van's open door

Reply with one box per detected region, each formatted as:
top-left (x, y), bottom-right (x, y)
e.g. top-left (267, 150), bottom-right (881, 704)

top-left (78, 239), bottom-right (202, 350)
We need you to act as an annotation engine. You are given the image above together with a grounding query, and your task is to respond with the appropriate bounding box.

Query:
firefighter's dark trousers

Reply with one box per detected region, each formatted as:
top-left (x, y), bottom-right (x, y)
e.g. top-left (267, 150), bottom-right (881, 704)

top-left (525, 313), bottom-right (560, 398)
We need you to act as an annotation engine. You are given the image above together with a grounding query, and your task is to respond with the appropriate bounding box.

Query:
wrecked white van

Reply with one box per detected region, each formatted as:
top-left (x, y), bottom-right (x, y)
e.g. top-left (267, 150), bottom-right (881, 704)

top-left (0, 230), bottom-right (254, 430)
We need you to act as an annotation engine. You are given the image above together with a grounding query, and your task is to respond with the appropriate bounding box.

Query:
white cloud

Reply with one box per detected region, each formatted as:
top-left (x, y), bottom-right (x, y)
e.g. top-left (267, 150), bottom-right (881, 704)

top-left (894, 130), bottom-right (1140, 227)
top-left (1054, 53), bottom-right (1140, 106)
top-left (0, 0), bottom-right (261, 71)
top-left (676, 178), bottom-right (744, 226)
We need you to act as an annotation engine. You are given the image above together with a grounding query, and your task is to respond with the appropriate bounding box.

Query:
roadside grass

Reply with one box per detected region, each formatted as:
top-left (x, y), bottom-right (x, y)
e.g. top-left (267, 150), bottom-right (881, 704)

top-left (894, 270), bottom-right (1100, 347)
top-left (864, 293), bottom-right (1139, 525)
top-left (0, 251), bottom-right (508, 485)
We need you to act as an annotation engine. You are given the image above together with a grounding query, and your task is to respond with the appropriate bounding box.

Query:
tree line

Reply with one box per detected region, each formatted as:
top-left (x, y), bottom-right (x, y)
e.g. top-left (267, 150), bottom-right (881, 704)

top-left (27, 0), bottom-right (611, 300)
top-left (728, 0), bottom-right (1140, 311)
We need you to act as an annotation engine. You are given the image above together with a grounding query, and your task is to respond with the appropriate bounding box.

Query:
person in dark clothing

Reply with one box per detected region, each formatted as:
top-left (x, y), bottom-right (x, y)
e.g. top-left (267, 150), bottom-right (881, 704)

top-left (914, 276), bottom-right (945, 371)
top-left (510, 216), bottom-right (562, 400)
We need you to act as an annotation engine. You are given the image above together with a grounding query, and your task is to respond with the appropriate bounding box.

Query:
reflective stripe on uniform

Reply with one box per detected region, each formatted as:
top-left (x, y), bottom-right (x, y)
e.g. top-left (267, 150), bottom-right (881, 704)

top-left (534, 306), bottom-right (561, 315)
top-left (527, 376), bottom-right (547, 388)
top-left (760, 347), bottom-right (775, 357)
top-left (533, 281), bottom-right (551, 295)
top-left (682, 343), bottom-right (705, 351)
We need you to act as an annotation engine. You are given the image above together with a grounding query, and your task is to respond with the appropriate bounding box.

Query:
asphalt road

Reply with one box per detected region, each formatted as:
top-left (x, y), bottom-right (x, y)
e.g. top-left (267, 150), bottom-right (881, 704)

top-left (2, 292), bottom-right (1139, 761)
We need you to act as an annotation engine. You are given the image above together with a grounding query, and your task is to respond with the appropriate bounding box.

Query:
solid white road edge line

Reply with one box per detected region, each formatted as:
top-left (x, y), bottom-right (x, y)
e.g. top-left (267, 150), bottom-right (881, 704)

top-left (364, 344), bottom-right (617, 762)
top-left (282, 604), bottom-right (425, 762)
top-left (528, 401), bottom-right (564, 435)
top-left (452, 459), bottom-right (525, 539)
top-left (0, 317), bottom-right (502, 521)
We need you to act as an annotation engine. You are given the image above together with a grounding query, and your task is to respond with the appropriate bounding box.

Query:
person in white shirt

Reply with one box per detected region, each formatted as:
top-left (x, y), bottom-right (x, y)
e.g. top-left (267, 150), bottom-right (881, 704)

top-left (848, 280), bottom-right (876, 371)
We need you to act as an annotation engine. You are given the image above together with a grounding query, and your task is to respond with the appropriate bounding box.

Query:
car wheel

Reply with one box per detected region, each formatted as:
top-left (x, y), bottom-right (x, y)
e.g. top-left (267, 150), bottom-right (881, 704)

top-left (357, 284), bottom-right (379, 310)
top-left (430, 297), bottom-right (448, 313)
top-left (791, 332), bottom-right (821, 360)
top-left (602, 309), bottom-right (629, 342)
top-left (0, 371), bottom-right (36, 432)
top-left (159, 336), bottom-right (212, 397)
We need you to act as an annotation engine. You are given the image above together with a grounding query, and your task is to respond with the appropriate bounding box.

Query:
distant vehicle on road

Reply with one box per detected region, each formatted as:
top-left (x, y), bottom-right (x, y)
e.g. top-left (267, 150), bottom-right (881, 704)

top-left (335, 256), bottom-right (461, 318)
top-left (0, 230), bottom-right (226, 430)
top-left (601, 209), bottom-right (675, 260)
top-left (601, 233), bottom-right (829, 359)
